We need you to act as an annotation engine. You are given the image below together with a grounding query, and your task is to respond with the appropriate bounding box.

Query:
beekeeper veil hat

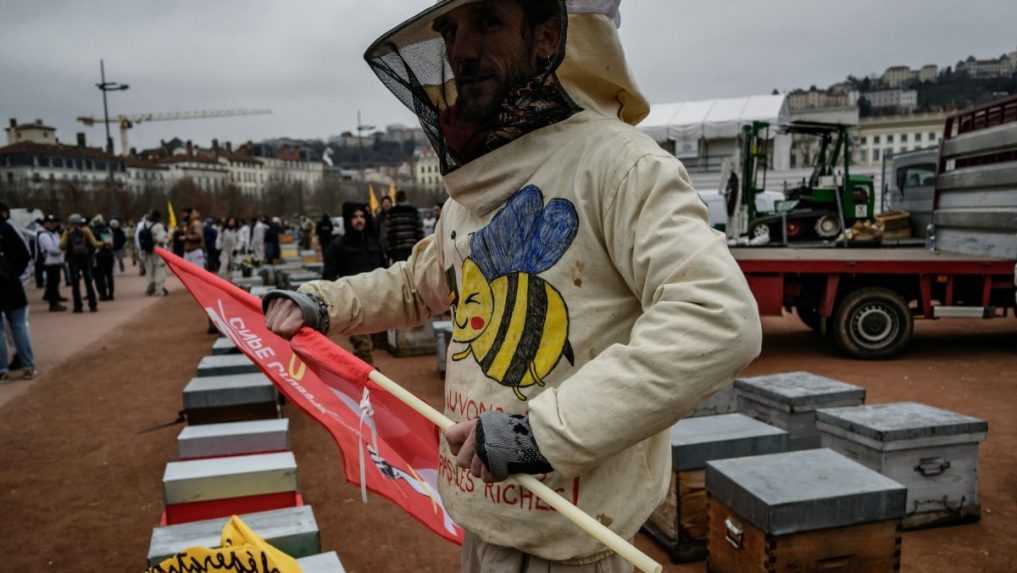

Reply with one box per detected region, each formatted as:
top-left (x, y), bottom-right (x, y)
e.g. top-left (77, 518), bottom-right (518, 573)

top-left (365, 0), bottom-right (647, 174)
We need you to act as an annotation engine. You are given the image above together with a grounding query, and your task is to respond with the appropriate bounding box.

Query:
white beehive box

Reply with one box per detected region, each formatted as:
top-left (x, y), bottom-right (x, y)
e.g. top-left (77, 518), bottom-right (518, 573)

top-left (735, 371), bottom-right (865, 450)
top-left (688, 385), bottom-right (738, 418)
top-left (177, 419), bottom-right (289, 459)
top-left (433, 320), bottom-right (453, 374)
top-left (387, 322), bottom-right (437, 357)
top-left (817, 401), bottom-right (988, 529)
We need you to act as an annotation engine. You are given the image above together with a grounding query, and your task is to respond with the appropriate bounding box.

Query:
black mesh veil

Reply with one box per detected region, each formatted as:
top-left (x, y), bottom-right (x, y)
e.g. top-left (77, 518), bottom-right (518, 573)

top-left (364, 0), bottom-right (574, 175)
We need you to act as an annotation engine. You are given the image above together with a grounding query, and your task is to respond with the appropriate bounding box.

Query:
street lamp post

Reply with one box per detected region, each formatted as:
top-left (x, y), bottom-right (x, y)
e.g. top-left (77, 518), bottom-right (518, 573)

top-left (95, 59), bottom-right (129, 186)
top-left (356, 110), bottom-right (375, 186)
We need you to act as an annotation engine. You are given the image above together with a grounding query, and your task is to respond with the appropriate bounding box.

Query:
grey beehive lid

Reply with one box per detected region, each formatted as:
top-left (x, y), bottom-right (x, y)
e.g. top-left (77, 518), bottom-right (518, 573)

top-left (817, 402), bottom-right (988, 443)
top-left (211, 337), bottom-right (239, 355)
top-left (147, 505), bottom-right (320, 566)
top-left (706, 449), bottom-right (906, 535)
top-left (162, 451), bottom-right (298, 505)
top-left (183, 373), bottom-right (277, 409)
top-left (735, 371), bottom-right (865, 411)
top-left (670, 414), bottom-right (788, 471)
top-left (196, 354), bottom-right (261, 377)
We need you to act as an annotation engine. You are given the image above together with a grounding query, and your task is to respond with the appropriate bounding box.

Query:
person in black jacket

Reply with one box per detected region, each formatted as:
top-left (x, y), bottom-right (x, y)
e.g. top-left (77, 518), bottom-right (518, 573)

top-left (203, 218), bottom-right (220, 272)
top-left (315, 214), bottom-right (334, 254)
top-left (110, 219), bottom-right (127, 273)
top-left (322, 203), bottom-right (386, 363)
top-left (385, 190), bottom-right (423, 263)
top-left (0, 201), bottom-right (37, 381)
top-left (265, 217), bottom-right (282, 264)
top-left (90, 215), bottom-right (115, 301)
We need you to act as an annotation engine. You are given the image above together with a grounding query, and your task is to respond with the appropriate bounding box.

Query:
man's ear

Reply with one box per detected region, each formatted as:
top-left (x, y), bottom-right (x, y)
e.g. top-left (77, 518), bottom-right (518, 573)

top-left (533, 16), bottom-right (562, 60)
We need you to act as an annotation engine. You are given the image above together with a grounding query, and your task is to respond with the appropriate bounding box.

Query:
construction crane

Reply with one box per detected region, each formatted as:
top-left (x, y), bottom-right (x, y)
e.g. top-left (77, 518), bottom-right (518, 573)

top-left (76, 109), bottom-right (272, 155)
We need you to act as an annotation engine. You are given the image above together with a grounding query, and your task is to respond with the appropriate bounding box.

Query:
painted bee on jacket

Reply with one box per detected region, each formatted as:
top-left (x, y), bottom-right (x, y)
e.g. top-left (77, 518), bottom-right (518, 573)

top-left (447, 185), bottom-right (578, 402)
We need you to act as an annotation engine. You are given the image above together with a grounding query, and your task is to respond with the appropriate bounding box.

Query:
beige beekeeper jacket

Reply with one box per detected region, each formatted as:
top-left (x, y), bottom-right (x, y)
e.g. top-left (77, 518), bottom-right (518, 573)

top-left (298, 12), bottom-right (762, 564)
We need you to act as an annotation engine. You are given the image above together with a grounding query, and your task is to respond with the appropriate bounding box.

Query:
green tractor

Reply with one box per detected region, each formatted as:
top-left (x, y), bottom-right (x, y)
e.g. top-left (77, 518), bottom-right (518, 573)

top-left (726, 121), bottom-right (875, 244)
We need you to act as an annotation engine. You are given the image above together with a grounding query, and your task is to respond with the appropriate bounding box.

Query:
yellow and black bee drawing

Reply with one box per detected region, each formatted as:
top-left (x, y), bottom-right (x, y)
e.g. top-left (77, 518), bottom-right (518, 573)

top-left (447, 185), bottom-right (577, 401)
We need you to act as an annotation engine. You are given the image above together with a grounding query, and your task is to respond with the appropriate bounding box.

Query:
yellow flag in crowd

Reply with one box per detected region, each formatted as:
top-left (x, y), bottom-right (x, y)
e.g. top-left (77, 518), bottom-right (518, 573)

top-left (167, 200), bottom-right (177, 230)
top-left (146, 515), bottom-right (301, 573)
top-left (368, 185), bottom-right (380, 215)
top-left (387, 183), bottom-right (397, 203)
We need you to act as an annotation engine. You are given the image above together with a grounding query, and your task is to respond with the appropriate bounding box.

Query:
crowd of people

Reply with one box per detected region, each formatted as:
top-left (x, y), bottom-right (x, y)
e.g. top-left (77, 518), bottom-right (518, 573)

top-left (317, 191), bottom-right (437, 364)
top-left (33, 212), bottom-right (127, 313)
top-left (0, 189), bottom-right (438, 382)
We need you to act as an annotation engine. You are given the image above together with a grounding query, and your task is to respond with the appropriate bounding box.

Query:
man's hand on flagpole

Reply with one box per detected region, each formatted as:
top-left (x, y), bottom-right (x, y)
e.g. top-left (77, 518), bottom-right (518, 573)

top-left (265, 298), bottom-right (305, 340)
top-left (445, 419), bottom-right (496, 483)
top-left (447, 413), bottom-right (555, 483)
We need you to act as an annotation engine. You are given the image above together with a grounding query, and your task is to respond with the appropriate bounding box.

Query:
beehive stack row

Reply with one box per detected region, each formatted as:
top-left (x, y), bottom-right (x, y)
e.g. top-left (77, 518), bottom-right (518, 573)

top-left (145, 336), bottom-right (346, 571)
top-left (644, 370), bottom-right (987, 572)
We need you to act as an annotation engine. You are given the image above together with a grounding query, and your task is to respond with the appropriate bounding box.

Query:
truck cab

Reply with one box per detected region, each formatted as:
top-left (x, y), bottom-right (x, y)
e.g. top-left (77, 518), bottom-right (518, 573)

top-left (885, 149), bottom-right (938, 238)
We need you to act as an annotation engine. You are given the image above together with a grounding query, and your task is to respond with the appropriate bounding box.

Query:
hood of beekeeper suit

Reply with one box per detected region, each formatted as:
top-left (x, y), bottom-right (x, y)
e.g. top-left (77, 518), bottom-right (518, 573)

top-left (364, 0), bottom-right (648, 175)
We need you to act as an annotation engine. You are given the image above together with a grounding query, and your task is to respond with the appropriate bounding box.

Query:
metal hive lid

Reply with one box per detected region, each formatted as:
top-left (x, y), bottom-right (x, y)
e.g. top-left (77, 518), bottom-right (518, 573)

top-left (706, 449), bottom-right (906, 535)
top-left (735, 371), bottom-right (865, 410)
top-left (816, 402), bottom-right (988, 443)
top-left (670, 414), bottom-right (788, 471)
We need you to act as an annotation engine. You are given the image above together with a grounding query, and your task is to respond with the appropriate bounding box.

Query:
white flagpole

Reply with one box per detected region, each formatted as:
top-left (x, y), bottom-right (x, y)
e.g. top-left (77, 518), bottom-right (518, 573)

top-left (367, 370), bottom-right (663, 573)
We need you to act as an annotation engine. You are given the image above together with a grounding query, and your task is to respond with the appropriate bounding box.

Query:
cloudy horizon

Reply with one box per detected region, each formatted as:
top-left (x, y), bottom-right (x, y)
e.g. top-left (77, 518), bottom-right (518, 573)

top-left (2, 0), bottom-right (1015, 151)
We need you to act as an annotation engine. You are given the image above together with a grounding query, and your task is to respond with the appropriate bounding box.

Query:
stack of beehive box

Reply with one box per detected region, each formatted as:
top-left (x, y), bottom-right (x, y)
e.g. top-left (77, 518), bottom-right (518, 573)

top-left (644, 370), bottom-right (988, 572)
top-left (145, 337), bottom-right (347, 571)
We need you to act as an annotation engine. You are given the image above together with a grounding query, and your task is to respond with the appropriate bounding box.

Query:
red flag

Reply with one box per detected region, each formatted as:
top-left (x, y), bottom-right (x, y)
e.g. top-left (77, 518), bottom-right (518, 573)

top-left (159, 248), bottom-right (463, 544)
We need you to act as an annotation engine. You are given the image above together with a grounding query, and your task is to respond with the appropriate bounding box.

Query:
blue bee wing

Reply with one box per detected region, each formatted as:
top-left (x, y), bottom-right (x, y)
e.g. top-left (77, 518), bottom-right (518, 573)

top-left (519, 198), bottom-right (578, 275)
top-left (470, 186), bottom-right (544, 278)
top-left (470, 185), bottom-right (578, 278)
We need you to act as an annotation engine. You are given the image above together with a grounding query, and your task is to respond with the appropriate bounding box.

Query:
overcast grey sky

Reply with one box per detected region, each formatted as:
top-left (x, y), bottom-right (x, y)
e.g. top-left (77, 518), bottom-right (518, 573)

top-left (2, 0), bottom-right (1015, 151)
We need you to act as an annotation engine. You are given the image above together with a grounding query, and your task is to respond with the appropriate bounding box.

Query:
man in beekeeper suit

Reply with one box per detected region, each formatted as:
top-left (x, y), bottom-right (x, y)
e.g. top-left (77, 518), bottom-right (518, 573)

top-left (266, 1), bottom-right (761, 570)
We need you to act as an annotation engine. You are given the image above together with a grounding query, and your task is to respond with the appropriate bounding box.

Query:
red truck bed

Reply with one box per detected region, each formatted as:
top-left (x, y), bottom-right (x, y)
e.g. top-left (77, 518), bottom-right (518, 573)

top-left (731, 246), bottom-right (1015, 359)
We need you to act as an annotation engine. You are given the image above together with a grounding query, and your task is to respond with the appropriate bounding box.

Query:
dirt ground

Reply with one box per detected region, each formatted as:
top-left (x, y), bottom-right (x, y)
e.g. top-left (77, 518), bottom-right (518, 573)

top-left (0, 292), bottom-right (1014, 572)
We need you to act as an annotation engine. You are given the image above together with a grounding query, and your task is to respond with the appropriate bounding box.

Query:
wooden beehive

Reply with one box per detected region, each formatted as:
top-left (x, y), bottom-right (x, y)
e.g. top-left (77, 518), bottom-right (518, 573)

top-left (645, 414), bottom-right (788, 562)
top-left (706, 449), bottom-right (906, 573)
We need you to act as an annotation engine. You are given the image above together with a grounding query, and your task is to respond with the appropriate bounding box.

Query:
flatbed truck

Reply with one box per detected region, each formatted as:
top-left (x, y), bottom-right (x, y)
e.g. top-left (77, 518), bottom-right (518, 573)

top-left (732, 96), bottom-right (1017, 359)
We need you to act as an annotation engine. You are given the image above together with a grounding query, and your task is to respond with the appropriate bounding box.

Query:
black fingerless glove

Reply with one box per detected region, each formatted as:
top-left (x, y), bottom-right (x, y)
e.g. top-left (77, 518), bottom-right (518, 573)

top-left (262, 289), bottom-right (330, 333)
top-left (475, 411), bottom-right (553, 481)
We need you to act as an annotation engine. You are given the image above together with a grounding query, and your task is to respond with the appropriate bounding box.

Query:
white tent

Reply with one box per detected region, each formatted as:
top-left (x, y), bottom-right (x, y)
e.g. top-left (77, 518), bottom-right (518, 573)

top-left (640, 94), bottom-right (790, 141)
top-left (640, 94), bottom-right (792, 169)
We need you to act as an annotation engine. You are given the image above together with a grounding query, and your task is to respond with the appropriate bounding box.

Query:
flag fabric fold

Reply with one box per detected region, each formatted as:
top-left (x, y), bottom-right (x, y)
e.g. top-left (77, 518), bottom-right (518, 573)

top-left (368, 185), bottom-right (380, 215)
top-left (167, 200), bottom-right (177, 230)
top-left (159, 248), bottom-right (463, 544)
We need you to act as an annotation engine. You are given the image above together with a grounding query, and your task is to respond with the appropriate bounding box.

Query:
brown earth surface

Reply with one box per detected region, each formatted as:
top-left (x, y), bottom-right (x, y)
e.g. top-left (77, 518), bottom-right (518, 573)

top-left (0, 291), bottom-right (1014, 572)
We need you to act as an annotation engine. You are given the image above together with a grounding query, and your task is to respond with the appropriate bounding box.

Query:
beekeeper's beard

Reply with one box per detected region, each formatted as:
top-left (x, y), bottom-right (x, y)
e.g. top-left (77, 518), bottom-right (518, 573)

top-left (453, 32), bottom-right (538, 122)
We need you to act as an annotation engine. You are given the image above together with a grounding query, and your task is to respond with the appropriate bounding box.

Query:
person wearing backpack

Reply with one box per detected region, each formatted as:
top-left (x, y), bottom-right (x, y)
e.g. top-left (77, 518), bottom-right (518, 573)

top-left (90, 214), bottom-right (116, 301)
top-left (60, 213), bottom-right (102, 313)
top-left (139, 209), bottom-right (169, 296)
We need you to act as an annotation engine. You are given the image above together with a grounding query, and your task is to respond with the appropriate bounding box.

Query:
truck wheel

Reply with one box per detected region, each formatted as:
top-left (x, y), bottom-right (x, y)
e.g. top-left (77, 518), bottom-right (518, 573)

top-left (833, 288), bottom-right (913, 359)
top-left (796, 305), bottom-right (822, 332)
top-left (815, 215), bottom-right (842, 239)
